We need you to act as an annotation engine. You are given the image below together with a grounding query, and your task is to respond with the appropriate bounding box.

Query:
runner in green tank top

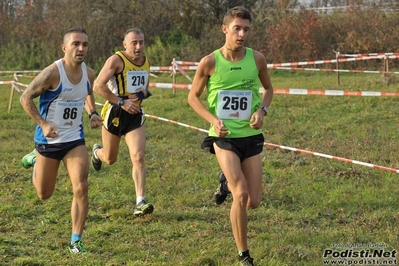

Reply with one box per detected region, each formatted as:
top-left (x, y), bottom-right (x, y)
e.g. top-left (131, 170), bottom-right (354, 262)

top-left (188, 6), bottom-right (274, 266)
top-left (207, 47), bottom-right (262, 138)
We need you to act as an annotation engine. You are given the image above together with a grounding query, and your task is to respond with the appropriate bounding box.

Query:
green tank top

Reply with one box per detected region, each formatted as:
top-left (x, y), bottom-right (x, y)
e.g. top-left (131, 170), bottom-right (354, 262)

top-left (207, 47), bottom-right (261, 138)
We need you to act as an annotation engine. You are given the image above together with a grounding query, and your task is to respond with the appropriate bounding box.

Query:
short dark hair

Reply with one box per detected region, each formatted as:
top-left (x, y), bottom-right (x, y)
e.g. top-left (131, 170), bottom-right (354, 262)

top-left (124, 28), bottom-right (144, 40)
top-left (223, 6), bottom-right (251, 25)
top-left (66, 26), bottom-right (87, 35)
top-left (63, 27), bottom-right (87, 43)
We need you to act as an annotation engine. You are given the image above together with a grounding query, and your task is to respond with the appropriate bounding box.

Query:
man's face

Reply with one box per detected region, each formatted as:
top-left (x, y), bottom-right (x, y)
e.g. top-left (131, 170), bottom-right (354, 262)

top-left (222, 17), bottom-right (251, 49)
top-left (123, 32), bottom-right (145, 59)
top-left (63, 32), bottom-right (89, 64)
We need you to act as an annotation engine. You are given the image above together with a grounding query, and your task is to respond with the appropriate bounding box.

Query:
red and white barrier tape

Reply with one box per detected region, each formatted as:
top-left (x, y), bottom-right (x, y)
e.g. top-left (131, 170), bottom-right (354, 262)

top-left (342, 52), bottom-right (399, 57)
top-left (172, 58), bottom-right (192, 82)
top-left (153, 55), bottom-right (399, 71)
top-left (273, 66), bottom-right (399, 75)
top-left (13, 81), bottom-right (28, 87)
top-left (267, 55), bottom-right (399, 68)
top-left (150, 65), bottom-right (198, 72)
top-left (0, 70), bottom-right (41, 74)
top-left (7, 81), bottom-right (398, 98)
top-left (9, 81), bottom-right (28, 92)
top-left (174, 60), bottom-right (199, 66)
top-left (147, 82), bottom-right (399, 97)
top-left (5, 52), bottom-right (397, 77)
top-left (149, 82), bottom-right (192, 90)
top-left (264, 143), bottom-right (399, 174)
top-left (13, 74), bottom-right (37, 80)
top-left (143, 113), bottom-right (399, 174)
top-left (12, 83), bottom-right (22, 93)
top-left (145, 114), bottom-right (209, 133)
top-left (273, 88), bottom-right (399, 96)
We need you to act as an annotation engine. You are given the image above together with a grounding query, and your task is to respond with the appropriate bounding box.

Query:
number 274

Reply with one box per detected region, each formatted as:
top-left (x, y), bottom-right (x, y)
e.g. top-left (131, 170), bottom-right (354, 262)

top-left (131, 75), bottom-right (145, 86)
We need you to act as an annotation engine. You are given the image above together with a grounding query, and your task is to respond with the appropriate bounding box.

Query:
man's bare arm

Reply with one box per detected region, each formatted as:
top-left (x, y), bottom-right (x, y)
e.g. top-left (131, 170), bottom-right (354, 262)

top-left (20, 66), bottom-right (55, 127)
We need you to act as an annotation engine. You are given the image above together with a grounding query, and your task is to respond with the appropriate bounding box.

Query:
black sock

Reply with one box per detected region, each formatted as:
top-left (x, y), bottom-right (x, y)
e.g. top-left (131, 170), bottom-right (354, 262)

top-left (238, 250), bottom-right (250, 258)
top-left (223, 180), bottom-right (229, 192)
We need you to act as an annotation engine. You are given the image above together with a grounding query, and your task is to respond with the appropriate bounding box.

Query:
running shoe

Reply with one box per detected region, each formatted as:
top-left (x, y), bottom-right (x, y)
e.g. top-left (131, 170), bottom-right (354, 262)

top-left (91, 144), bottom-right (102, 171)
top-left (134, 199), bottom-right (154, 217)
top-left (68, 240), bottom-right (88, 254)
top-left (214, 172), bottom-right (231, 204)
top-left (21, 149), bottom-right (36, 169)
top-left (239, 256), bottom-right (255, 266)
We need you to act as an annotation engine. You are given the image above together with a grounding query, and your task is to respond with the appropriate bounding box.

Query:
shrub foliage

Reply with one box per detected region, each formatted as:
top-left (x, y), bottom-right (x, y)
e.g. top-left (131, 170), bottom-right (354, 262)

top-left (0, 0), bottom-right (398, 71)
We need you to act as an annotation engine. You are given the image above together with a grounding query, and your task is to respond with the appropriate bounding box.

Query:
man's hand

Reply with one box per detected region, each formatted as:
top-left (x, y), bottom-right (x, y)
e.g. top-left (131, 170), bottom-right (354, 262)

top-left (249, 109), bottom-right (265, 129)
top-left (213, 119), bottom-right (229, 138)
top-left (90, 114), bottom-right (103, 128)
top-left (42, 123), bottom-right (59, 138)
top-left (121, 99), bottom-right (141, 114)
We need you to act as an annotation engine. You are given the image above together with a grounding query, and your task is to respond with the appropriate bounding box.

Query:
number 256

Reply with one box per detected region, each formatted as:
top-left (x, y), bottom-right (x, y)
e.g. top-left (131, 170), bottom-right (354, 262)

top-left (222, 97), bottom-right (248, 111)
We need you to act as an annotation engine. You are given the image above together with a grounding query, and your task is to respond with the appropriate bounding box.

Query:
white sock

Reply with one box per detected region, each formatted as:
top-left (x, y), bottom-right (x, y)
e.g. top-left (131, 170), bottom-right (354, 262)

top-left (136, 196), bottom-right (145, 205)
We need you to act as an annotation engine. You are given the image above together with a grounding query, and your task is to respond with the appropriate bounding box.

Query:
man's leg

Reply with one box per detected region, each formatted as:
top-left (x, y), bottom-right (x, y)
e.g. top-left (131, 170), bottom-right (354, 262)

top-left (213, 144), bottom-right (249, 252)
top-left (241, 154), bottom-right (263, 209)
top-left (94, 126), bottom-right (121, 166)
top-left (63, 145), bottom-right (89, 242)
top-left (125, 125), bottom-right (153, 216)
top-left (125, 125), bottom-right (146, 197)
top-left (32, 151), bottom-right (60, 200)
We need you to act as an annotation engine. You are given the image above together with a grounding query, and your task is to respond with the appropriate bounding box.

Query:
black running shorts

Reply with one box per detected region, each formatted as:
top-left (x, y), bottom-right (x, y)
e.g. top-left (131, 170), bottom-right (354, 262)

top-left (102, 103), bottom-right (145, 137)
top-left (201, 133), bottom-right (265, 162)
top-left (35, 139), bottom-right (86, 161)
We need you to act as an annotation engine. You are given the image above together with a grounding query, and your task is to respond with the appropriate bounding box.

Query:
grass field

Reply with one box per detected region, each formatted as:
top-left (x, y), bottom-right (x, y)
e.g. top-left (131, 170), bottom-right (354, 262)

top-left (1, 69), bottom-right (399, 265)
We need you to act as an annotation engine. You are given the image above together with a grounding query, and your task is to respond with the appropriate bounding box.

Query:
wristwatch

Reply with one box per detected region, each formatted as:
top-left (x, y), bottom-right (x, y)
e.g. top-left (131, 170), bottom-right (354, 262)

top-left (89, 110), bottom-right (99, 119)
top-left (117, 98), bottom-right (124, 107)
top-left (260, 106), bottom-right (268, 115)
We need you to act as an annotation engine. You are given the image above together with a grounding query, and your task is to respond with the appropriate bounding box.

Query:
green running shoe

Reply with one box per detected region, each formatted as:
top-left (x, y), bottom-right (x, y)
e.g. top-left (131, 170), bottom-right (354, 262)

top-left (21, 149), bottom-right (36, 169)
top-left (68, 240), bottom-right (88, 254)
top-left (134, 199), bottom-right (154, 217)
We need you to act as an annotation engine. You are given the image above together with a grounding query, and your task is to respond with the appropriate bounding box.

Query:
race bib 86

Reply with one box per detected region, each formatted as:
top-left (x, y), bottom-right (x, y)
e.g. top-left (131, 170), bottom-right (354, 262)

top-left (53, 101), bottom-right (84, 128)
